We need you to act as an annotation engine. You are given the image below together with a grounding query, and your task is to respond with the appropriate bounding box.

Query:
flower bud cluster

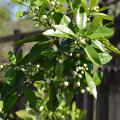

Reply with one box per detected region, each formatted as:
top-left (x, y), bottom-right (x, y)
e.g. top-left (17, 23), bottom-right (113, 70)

top-left (0, 63), bottom-right (9, 71)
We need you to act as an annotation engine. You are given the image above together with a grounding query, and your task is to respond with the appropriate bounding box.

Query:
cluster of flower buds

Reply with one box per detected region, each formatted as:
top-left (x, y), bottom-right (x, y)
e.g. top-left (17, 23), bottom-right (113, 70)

top-left (0, 63), bottom-right (9, 71)
top-left (93, 6), bottom-right (99, 12)
top-left (51, 0), bottom-right (60, 6)
top-left (74, 63), bottom-right (89, 77)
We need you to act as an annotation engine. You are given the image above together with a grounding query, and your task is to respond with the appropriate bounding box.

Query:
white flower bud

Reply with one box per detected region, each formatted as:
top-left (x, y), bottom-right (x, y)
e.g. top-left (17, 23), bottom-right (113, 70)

top-left (21, 68), bottom-right (26, 72)
top-left (73, 71), bottom-right (77, 76)
top-left (76, 54), bottom-right (80, 58)
top-left (80, 38), bottom-right (86, 45)
top-left (83, 63), bottom-right (87, 68)
top-left (42, 15), bottom-right (47, 19)
top-left (76, 67), bottom-right (79, 72)
top-left (77, 74), bottom-right (82, 79)
top-left (81, 71), bottom-right (84, 74)
top-left (86, 87), bottom-right (90, 92)
top-left (86, 68), bottom-right (89, 71)
top-left (51, 1), bottom-right (56, 5)
top-left (0, 65), bottom-right (4, 69)
top-left (81, 89), bottom-right (85, 94)
top-left (39, 106), bottom-right (44, 111)
top-left (70, 53), bottom-right (72, 56)
top-left (78, 66), bottom-right (82, 70)
top-left (64, 81), bottom-right (69, 87)
top-left (59, 59), bottom-right (63, 63)
top-left (74, 41), bottom-right (77, 44)
top-left (76, 82), bottom-right (80, 87)
top-left (36, 64), bottom-right (40, 68)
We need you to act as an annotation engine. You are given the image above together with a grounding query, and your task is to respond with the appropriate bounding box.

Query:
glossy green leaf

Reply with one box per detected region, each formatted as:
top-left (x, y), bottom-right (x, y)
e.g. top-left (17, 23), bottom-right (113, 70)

top-left (8, 51), bottom-right (16, 64)
top-left (85, 72), bottom-right (97, 99)
top-left (47, 81), bottom-right (59, 111)
top-left (16, 11), bottom-right (24, 19)
top-left (92, 13), bottom-right (114, 21)
top-left (24, 88), bottom-right (37, 110)
top-left (60, 15), bottom-right (71, 26)
top-left (15, 35), bottom-right (49, 46)
top-left (55, 63), bottom-right (64, 79)
top-left (98, 6), bottom-right (110, 12)
top-left (85, 17), bottom-right (102, 36)
top-left (76, 7), bottom-right (87, 30)
top-left (29, 43), bottom-right (48, 62)
top-left (92, 40), bottom-right (106, 52)
top-left (90, 0), bottom-right (99, 9)
top-left (84, 46), bottom-right (101, 66)
top-left (41, 48), bottom-right (55, 57)
top-left (5, 67), bottom-right (16, 85)
top-left (87, 26), bottom-right (114, 39)
top-left (16, 49), bottom-right (23, 65)
top-left (102, 38), bottom-right (120, 54)
top-left (41, 0), bottom-right (50, 5)
top-left (16, 110), bottom-right (36, 120)
top-left (53, 25), bottom-right (76, 37)
top-left (3, 93), bottom-right (18, 113)
top-left (99, 53), bottom-right (112, 65)
top-left (93, 72), bottom-right (102, 86)
top-left (43, 29), bottom-right (71, 38)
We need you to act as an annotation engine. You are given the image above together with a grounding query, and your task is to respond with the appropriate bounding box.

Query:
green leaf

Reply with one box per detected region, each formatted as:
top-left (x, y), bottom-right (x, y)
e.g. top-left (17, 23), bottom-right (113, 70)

top-left (60, 15), bottom-right (71, 26)
top-left (87, 26), bottom-right (114, 39)
top-left (92, 13), bottom-right (114, 21)
top-left (16, 49), bottom-right (23, 65)
top-left (85, 72), bottom-right (97, 99)
top-left (29, 43), bottom-right (49, 62)
top-left (84, 46), bottom-right (101, 66)
top-left (85, 17), bottom-right (102, 36)
top-left (92, 40), bottom-right (106, 52)
top-left (90, 0), bottom-right (99, 10)
top-left (55, 8), bottom-right (67, 13)
top-left (16, 11), bottom-right (24, 19)
top-left (5, 67), bottom-right (16, 85)
top-left (101, 38), bottom-right (120, 54)
top-left (24, 88), bottom-right (37, 110)
top-left (40, 0), bottom-right (50, 5)
top-left (43, 29), bottom-right (71, 38)
top-left (41, 48), bottom-right (55, 57)
top-left (55, 63), bottom-right (64, 79)
top-left (53, 25), bottom-right (76, 37)
top-left (47, 81), bottom-right (59, 111)
top-left (76, 7), bottom-right (87, 30)
top-left (99, 53), bottom-right (112, 65)
top-left (16, 110), bottom-right (36, 120)
top-left (15, 35), bottom-right (49, 46)
top-left (8, 51), bottom-right (16, 64)
top-left (93, 72), bottom-right (102, 86)
top-left (98, 6), bottom-right (110, 12)
top-left (12, 0), bottom-right (23, 5)
top-left (0, 101), bottom-right (3, 111)
top-left (3, 93), bottom-right (18, 113)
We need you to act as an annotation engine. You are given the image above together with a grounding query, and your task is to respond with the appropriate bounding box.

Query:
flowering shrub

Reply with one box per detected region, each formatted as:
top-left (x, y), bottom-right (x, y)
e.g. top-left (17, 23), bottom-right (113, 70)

top-left (0, 0), bottom-right (119, 119)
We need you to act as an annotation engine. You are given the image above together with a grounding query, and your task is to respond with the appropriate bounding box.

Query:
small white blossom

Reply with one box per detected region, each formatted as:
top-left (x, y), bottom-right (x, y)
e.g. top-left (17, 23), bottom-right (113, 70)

top-left (76, 82), bottom-right (80, 87)
top-left (77, 74), bottom-right (82, 79)
top-left (86, 87), bottom-right (90, 92)
top-left (42, 15), bottom-right (47, 19)
top-left (81, 89), bottom-right (85, 94)
top-left (64, 81), bottom-right (69, 87)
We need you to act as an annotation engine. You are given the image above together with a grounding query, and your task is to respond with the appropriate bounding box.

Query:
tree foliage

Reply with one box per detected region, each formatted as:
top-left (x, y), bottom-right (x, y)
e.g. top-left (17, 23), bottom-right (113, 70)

top-left (0, 0), bottom-right (119, 119)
